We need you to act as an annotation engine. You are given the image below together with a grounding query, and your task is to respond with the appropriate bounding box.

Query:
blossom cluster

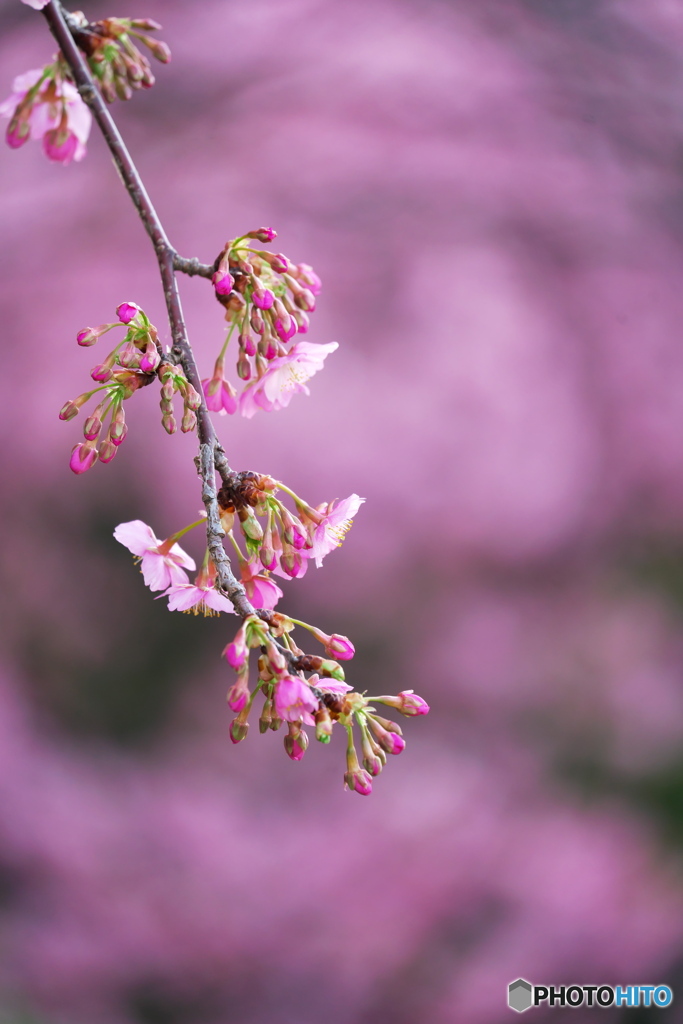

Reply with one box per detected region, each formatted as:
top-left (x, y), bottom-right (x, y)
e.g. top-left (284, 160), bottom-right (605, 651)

top-left (202, 229), bottom-right (337, 418)
top-left (68, 14), bottom-right (171, 103)
top-left (222, 613), bottom-right (429, 795)
top-left (3, 8), bottom-right (171, 164)
top-left (1, 65), bottom-right (91, 164)
top-left (59, 302), bottom-right (201, 472)
top-left (216, 470), bottom-right (364, 579)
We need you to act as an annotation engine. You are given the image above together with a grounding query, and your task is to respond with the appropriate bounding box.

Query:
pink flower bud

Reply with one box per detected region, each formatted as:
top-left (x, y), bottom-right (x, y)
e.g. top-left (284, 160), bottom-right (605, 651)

top-left (77, 323), bottom-right (112, 347)
top-left (261, 252), bottom-right (289, 273)
top-left (284, 724), bottom-right (308, 761)
top-left (83, 413), bottom-right (102, 441)
top-left (212, 270), bottom-right (234, 296)
top-left (294, 289), bottom-right (316, 312)
top-left (226, 677), bottom-right (249, 712)
top-left (251, 287), bottom-right (274, 310)
top-left (140, 343), bottom-right (160, 372)
top-left (118, 341), bottom-right (140, 368)
top-left (181, 409), bottom-right (197, 433)
top-left (69, 443), bottom-right (98, 475)
top-left (145, 37), bottom-right (172, 63)
top-left (247, 227), bottom-right (277, 242)
top-left (6, 118), bottom-right (30, 150)
top-left (250, 310), bottom-right (264, 334)
top-left (98, 440), bottom-right (118, 463)
top-left (325, 634), bottom-right (355, 660)
top-left (224, 635), bottom-right (248, 669)
top-left (162, 413), bottom-right (177, 434)
top-left (229, 720), bottom-right (249, 744)
top-left (397, 690), bottom-right (430, 716)
top-left (59, 400), bottom-right (80, 422)
top-left (237, 354), bottom-right (252, 380)
top-left (239, 332), bottom-right (256, 356)
top-left (344, 768), bottom-right (373, 795)
top-left (292, 309), bottom-right (310, 334)
top-left (116, 301), bottom-right (141, 324)
top-left (91, 353), bottom-right (117, 381)
top-left (297, 263), bottom-right (322, 295)
top-left (362, 753), bottom-right (383, 777)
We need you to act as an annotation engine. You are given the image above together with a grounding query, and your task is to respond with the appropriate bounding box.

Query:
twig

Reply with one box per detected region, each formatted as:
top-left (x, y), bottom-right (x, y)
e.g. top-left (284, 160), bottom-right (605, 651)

top-left (41, 1), bottom-right (253, 616)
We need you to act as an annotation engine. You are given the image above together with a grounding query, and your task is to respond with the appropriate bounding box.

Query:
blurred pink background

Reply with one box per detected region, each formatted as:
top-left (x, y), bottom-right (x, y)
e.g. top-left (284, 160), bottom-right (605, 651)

top-left (3, 0), bottom-right (683, 1020)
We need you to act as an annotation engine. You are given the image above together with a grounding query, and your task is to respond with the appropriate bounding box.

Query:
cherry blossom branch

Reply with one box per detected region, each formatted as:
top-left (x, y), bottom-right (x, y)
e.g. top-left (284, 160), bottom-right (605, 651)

top-left (41, 0), bottom-right (254, 617)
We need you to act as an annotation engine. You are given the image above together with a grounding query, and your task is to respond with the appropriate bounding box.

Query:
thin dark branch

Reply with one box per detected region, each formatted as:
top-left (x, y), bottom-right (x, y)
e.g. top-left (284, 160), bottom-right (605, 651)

top-left (41, 0), bottom-right (254, 618)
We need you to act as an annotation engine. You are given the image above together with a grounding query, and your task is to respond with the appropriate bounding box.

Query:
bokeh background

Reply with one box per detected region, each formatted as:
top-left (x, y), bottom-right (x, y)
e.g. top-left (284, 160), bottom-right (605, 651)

top-left (3, 0), bottom-right (683, 1020)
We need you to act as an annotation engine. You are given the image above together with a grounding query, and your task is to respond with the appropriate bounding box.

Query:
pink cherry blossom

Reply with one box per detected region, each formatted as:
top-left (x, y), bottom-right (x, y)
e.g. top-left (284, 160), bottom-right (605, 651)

top-left (113, 520), bottom-right (195, 592)
top-left (307, 493), bottom-right (365, 568)
top-left (238, 341), bottom-right (338, 418)
top-left (202, 375), bottom-right (237, 416)
top-left (1, 69), bottom-right (91, 163)
top-left (273, 676), bottom-right (318, 725)
top-left (163, 582), bottom-right (234, 616)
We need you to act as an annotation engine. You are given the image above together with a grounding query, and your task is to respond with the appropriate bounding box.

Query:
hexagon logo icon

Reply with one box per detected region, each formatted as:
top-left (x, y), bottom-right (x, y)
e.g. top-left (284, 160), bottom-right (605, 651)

top-left (508, 979), bottom-right (533, 1013)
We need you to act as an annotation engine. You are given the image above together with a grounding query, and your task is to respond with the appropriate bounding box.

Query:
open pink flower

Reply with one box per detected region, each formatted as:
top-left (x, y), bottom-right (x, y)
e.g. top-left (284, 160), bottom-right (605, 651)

top-left (162, 582), bottom-right (235, 616)
top-left (239, 341), bottom-right (338, 418)
top-left (241, 558), bottom-right (283, 610)
top-left (274, 676), bottom-right (318, 725)
top-left (307, 494), bottom-right (365, 568)
top-left (1, 68), bottom-right (91, 163)
top-left (113, 520), bottom-right (195, 592)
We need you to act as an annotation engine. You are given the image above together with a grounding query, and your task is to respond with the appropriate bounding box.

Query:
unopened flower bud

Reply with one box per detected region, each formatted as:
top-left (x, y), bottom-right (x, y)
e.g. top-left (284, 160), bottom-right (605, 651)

top-left (140, 343), bottom-right (160, 373)
top-left (247, 227), bottom-right (277, 243)
top-left (144, 37), bottom-right (172, 63)
top-left (367, 716), bottom-right (405, 755)
top-left (118, 341), bottom-right (140, 368)
top-left (250, 309), bottom-right (264, 334)
top-left (83, 412), bottom-right (102, 441)
top-left (116, 301), bottom-right (141, 324)
top-left (237, 354), bottom-right (252, 380)
top-left (374, 690), bottom-right (430, 716)
top-left (223, 626), bottom-right (248, 668)
top-left (238, 507), bottom-right (263, 543)
top-left (251, 286), bottom-right (274, 310)
top-left (59, 395), bottom-right (88, 421)
top-left (181, 408), bottom-right (197, 433)
top-left (344, 767), bottom-right (373, 795)
top-left (260, 252), bottom-right (289, 273)
top-left (185, 386), bottom-right (202, 411)
top-left (265, 640), bottom-right (287, 676)
top-left (130, 18), bottom-right (162, 29)
top-left (229, 719), bottom-right (249, 744)
top-left (162, 413), bottom-right (177, 434)
top-left (226, 678), bottom-right (249, 713)
top-left (315, 707), bottom-right (333, 744)
top-left (77, 323), bottom-right (112, 347)
top-left (320, 659), bottom-right (345, 681)
top-left (212, 269), bottom-right (234, 296)
top-left (98, 439), bottom-right (117, 463)
top-left (69, 443), bottom-right (98, 474)
top-left (238, 331), bottom-right (256, 357)
top-left (310, 631), bottom-right (355, 660)
top-left (294, 288), bottom-right (316, 312)
top-left (259, 697), bottom-right (273, 733)
top-left (284, 723), bottom-right (308, 761)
